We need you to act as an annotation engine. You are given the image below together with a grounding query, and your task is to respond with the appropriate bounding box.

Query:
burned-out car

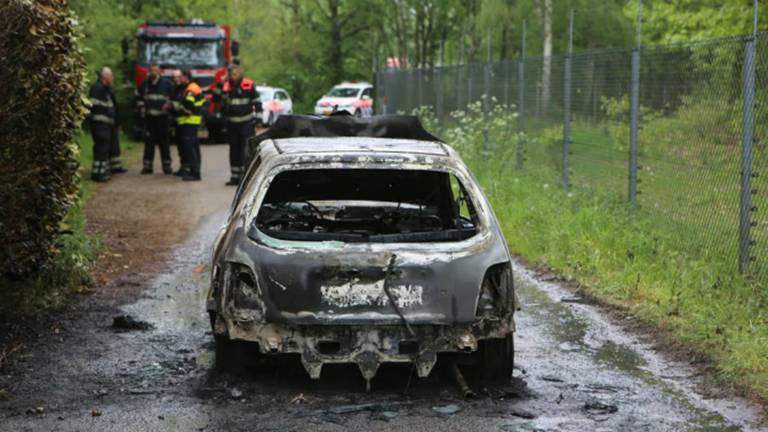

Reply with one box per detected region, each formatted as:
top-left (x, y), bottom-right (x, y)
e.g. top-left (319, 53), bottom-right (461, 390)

top-left (207, 115), bottom-right (516, 387)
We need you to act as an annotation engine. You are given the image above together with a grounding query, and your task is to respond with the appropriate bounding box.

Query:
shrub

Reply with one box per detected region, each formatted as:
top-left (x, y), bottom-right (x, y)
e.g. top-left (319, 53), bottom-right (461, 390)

top-left (0, 0), bottom-right (87, 279)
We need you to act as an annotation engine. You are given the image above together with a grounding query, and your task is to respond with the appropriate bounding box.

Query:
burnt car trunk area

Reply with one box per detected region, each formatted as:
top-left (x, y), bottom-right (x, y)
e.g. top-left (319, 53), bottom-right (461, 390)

top-left (234, 167), bottom-right (501, 326)
top-left (233, 243), bottom-right (505, 325)
top-left (254, 169), bottom-right (478, 243)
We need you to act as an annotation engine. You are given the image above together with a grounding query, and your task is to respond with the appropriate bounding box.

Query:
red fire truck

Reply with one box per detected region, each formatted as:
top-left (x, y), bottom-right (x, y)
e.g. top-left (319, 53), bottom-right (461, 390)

top-left (121, 19), bottom-right (239, 142)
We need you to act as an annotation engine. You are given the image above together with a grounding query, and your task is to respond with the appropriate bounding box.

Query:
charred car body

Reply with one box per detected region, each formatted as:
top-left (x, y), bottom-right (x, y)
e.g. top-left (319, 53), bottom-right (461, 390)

top-left (208, 115), bottom-right (516, 387)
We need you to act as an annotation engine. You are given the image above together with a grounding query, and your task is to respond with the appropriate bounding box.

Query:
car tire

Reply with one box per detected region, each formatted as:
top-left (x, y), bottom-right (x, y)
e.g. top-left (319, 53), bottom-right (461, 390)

top-left (268, 112), bottom-right (276, 125)
top-left (208, 311), bottom-right (216, 332)
top-left (214, 333), bottom-right (240, 372)
top-left (478, 333), bottom-right (514, 383)
top-left (354, 109), bottom-right (362, 118)
top-left (214, 331), bottom-right (265, 374)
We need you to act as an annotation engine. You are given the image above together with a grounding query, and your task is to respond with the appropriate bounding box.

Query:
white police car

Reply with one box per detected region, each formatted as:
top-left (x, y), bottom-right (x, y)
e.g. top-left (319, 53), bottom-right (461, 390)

top-left (257, 86), bottom-right (293, 125)
top-left (314, 82), bottom-right (373, 117)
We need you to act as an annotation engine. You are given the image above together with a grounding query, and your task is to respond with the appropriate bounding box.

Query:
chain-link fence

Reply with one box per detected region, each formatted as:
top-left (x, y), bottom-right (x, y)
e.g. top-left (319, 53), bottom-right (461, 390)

top-left (376, 33), bottom-right (767, 286)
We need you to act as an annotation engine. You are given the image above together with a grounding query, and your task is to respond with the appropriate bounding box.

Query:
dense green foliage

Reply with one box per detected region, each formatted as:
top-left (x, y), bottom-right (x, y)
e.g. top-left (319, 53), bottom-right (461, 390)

top-left (634, 0), bottom-right (767, 44)
top-left (68, 0), bottom-right (630, 113)
top-left (0, 0), bottom-right (88, 278)
top-left (0, 131), bottom-right (141, 318)
top-left (68, 1), bottom-right (764, 113)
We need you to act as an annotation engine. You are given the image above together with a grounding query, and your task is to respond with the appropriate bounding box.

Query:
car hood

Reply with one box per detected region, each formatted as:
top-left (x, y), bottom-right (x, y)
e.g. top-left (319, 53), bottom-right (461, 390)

top-left (317, 97), bottom-right (357, 107)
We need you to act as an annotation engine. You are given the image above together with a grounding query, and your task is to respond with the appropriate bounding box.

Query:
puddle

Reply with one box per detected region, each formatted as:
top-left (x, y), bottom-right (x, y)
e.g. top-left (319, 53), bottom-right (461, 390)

top-left (512, 260), bottom-right (766, 432)
top-left (6, 206), bottom-right (763, 432)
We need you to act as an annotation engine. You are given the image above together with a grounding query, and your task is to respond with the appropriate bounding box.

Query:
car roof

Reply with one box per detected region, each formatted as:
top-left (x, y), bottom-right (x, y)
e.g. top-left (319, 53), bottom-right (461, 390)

top-left (269, 137), bottom-right (450, 157)
top-left (257, 86), bottom-right (288, 95)
top-left (333, 82), bottom-right (371, 88)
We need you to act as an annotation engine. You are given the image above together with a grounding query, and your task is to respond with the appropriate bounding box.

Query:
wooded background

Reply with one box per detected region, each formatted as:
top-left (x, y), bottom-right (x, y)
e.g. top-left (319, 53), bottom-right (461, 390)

top-left (70, 0), bottom-right (765, 112)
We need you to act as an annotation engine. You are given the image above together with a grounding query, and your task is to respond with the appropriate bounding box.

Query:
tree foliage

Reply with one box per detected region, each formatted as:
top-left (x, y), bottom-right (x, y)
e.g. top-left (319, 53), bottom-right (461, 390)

top-left (67, 0), bottom-right (759, 112)
top-left (631, 0), bottom-right (766, 44)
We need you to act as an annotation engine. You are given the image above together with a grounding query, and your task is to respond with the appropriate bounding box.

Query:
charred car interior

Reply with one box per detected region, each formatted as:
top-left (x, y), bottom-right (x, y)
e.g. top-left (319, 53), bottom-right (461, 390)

top-left (255, 169), bottom-right (479, 243)
top-left (208, 115), bottom-right (516, 390)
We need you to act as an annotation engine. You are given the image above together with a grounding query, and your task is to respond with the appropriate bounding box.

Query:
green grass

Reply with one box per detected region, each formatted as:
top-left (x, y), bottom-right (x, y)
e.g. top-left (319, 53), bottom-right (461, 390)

top-left (484, 173), bottom-right (768, 400)
top-left (420, 103), bottom-right (768, 401)
top-left (0, 131), bottom-right (142, 319)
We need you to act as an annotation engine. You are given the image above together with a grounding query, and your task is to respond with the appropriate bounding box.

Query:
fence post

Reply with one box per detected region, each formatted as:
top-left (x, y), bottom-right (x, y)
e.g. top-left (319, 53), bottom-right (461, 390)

top-left (563, 55), bottom-right (572, 190)
top-left (483, 29), bottom-right (491, 154)
top-left (562, 10), bottom-right (574, 191)
top-left (629, 1), bottom-right (642, 210)
top-left (739, 1), bottom-right (758, 274)
top-left (417, 68), bottom-right (423, 109)
top-left (435, 67), bottom-right (444, 125)
top-left (629, 48), bottom-right (640, 209)
top-left (468, 68), bottom-right (473, 107)
top-left (457, 67), bottom-right (464, 110)
top-left (504, 61), bottom-right (510, 107)
top-left (516, 20), bottom-right (526, 171)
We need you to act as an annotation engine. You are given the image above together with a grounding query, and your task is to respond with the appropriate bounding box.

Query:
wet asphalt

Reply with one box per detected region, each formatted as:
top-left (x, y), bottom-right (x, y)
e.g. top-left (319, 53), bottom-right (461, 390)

top-left (1, 173), bottom-right (766, 431)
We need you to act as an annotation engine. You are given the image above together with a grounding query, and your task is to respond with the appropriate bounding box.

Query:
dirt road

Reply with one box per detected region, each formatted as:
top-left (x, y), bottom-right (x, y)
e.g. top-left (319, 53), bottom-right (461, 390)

top-left (0, 146), bottom-right (765, 431)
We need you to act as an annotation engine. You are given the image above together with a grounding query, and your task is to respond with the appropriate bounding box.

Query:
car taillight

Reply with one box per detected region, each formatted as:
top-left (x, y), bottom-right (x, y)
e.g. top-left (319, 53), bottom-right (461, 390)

top-left (476, 263), bottom-right (513, 317)
top-left (227, 263), bottom-right (262, 313)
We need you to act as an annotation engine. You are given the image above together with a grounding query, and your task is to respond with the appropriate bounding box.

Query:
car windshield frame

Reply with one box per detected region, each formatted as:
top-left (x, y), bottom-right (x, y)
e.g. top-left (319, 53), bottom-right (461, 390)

top-left (248, 164), bottom-right (487, 244)
top-left (326, 87), bottom-right (361, 98)
top-left (138, 37), bottom-right (224, 68)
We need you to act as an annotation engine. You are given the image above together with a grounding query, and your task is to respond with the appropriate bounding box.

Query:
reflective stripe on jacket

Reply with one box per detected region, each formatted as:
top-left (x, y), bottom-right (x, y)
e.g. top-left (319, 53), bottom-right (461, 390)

top-left (219, 78), bottom-right (260, 123)
top-left (88, 80), bottom-right (116, 126)
top-left (176, 82), bottom-right (205, 126)
top-left (138, 76), bottom-right (173, 117)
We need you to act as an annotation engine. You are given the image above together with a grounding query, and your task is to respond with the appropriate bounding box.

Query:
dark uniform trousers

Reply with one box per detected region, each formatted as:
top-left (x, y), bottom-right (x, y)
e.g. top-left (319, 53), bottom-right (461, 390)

top-left (88, 79), bottom-right (122, 179)
top-left (143, 115), bottom-right (171, 171)
top-left (227, 121), bottom-right (254, 180)
top-left (176, 125), bottom-right (187, 170)
top-left (109, 126), bottom-right (123, 172)
top-left (91, 123), bottom-right (113, 180)
top-left (178, 124), bottom-right (201, 178)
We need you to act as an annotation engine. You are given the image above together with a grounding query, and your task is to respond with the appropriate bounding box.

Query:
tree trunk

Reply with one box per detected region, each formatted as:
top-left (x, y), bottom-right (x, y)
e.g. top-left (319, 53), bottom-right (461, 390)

top-left (328, 0), bottom-right (343, 83)
top-left (540, 0), bottom-right (552, 115)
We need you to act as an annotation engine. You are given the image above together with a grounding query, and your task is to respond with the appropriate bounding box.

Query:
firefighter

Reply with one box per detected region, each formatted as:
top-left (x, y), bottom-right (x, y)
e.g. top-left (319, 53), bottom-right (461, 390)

top-left (215, 64), bottom-right (261, 186)
top-left (137, 63), bottom-right (174, 174)
top-left (88, 67), bottom-right (119, 182)
top-left (106, 70), bottom-right (127, 176)
top-left (172, 69), bottom-right (205, 181)
top-left (169, 69), bottom-right (189, 176)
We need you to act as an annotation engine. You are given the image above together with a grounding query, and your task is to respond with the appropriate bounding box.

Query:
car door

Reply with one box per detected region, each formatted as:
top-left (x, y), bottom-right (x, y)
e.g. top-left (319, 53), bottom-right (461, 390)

top-left (275, 90), bottom-right (291, 115)
top-left (360, 87), bottom-right (373, 117)
top-left (278, 89), bottom-right (293, 114)
top-left (259, 88), bottom-right (274, 124)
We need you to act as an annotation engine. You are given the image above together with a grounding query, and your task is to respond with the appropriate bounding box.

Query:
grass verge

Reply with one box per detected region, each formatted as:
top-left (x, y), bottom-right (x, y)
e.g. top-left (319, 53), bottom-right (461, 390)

top-left (0, 132), bottom-right (142, 319)
top-left (487, 174), bottom-right (768, 401)
top-left (421, 103), bottom-right (768, 402)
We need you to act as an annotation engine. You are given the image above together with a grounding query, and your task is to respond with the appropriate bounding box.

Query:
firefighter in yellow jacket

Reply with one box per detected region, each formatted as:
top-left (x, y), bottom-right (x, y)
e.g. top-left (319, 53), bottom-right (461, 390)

top-left (172, 69), bottom-right (205, 181)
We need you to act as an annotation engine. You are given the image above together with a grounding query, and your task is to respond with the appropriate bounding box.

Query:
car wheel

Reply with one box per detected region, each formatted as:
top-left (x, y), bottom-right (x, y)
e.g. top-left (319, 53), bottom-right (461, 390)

top-left (268, 112), bottom-right (276, 125)
top-left (354, 109), bottom-right (362, 118)
top-left (208, 311), bottom-right (216, 332)
top-left (214, 333), bottom-right (240, 372)
top-left (478, 334), bottom-right (514, 383)
top-left (214, 332), bottom-right (266, 374)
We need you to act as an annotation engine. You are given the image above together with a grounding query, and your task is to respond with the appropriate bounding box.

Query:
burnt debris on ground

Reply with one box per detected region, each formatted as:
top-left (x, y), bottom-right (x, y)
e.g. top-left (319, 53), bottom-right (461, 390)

top-left (111, 315), bottom-right (154, 331)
